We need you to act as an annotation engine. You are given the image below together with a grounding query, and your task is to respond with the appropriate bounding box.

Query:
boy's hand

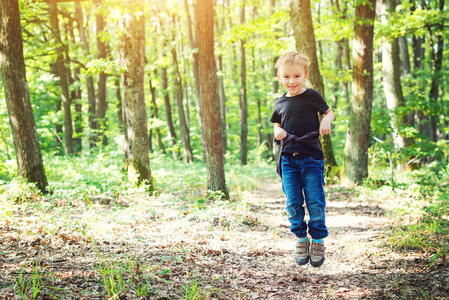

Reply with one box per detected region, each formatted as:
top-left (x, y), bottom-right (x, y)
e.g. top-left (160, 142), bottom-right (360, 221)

top-left (319, 119), bottom-right (331, 135)
top-left (320, 109), bottom-right (334, 135)
top-left (274, 126), bottom-right (287, 140)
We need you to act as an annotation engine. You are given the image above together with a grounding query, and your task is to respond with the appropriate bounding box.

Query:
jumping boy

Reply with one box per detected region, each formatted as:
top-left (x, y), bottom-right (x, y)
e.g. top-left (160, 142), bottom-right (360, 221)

top-left (270, 52), bottom-right (335, 267)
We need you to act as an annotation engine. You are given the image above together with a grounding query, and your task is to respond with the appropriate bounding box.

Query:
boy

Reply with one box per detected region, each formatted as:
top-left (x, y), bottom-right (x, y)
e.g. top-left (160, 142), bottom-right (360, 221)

top-left (270, 52), bottom-right (334, 267)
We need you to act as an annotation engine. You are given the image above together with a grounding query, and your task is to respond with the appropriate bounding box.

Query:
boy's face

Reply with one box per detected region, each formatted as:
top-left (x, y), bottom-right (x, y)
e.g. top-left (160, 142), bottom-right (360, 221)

top-left (277, 63), bottom-right (309, 97)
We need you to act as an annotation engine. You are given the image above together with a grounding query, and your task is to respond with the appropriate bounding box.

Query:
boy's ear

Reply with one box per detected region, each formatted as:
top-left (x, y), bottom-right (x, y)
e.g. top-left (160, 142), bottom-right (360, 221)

top-left (277, 73), bottom-right (281, 81)
top-left (305, 72), bottom-right (309, 80)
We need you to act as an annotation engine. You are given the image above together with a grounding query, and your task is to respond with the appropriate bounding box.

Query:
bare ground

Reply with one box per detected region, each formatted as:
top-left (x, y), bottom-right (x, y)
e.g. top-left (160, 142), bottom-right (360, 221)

top-left (0, 180), bottom-right (448, 299)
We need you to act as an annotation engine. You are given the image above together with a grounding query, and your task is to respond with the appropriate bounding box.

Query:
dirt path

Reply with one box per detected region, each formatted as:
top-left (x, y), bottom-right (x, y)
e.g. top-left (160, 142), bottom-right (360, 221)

top-left (0, 180), bottom-right (448, 299)
top-left (227, 181), bottom-right (448, 299)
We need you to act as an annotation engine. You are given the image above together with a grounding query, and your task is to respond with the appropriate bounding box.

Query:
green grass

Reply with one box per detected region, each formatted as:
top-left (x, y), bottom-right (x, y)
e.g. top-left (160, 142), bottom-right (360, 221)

top-left (12, 261), bottom-right (45, 300)
top-left (382, 165), bottom-right (449, 266)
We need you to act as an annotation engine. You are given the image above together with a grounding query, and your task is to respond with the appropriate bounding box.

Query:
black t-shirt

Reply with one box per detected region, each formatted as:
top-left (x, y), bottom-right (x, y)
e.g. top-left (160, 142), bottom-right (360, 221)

top-left (270, 89), bottom-right (329, 159)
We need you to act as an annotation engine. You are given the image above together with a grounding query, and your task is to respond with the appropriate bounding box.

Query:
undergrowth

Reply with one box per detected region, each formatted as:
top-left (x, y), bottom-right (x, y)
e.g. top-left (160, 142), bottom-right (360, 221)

top-left (379, 162), bottom-right (449, 266)
top-left (0, 151), bottom-right (277, 298)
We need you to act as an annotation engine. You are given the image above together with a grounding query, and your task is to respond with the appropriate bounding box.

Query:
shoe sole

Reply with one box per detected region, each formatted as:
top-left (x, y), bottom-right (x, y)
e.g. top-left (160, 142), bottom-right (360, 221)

top-left (310, 257), bottom-right (325, 267)
top-left (295, 256), bottom-right (309, 266)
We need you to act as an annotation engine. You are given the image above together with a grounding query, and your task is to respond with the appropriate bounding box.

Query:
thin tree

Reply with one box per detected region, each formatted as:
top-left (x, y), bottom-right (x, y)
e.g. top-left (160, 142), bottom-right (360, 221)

top-left (290, 0), bottom-right (338, 170)
top-left (50, 1), bottom-right (74, 155)
top-left (380, 0), bottom-right (410, 152)
top-left (66, 16), bottom-right (82, 154)
top-left (197, 0), bottom-right (229, 198)
top-left (425, 0), bottom-right (444, 142)
top-left (149, 74), bottom-right (165, 154)
top-left (95, 0), bottom-right (108, 146)
top-left (0, 0), bottom-right (48, 192)
top-left (183, 0), bottom-right (206, 160)
top-left (170, 15), bottom-right (193, 163)
top-left (120, 5), bottom-right (153, 188)
top-left (74, 1), bottom-right (97, 149)
top-left (239, 1), bottom-right (248, 165)
top-left (344, 0), bottom-right (376, 183)
top-left (215, 0), bottom-right (228, 155)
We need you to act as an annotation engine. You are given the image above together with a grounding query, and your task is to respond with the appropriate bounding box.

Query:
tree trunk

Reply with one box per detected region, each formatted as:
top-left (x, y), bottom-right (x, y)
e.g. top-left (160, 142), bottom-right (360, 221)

top-left (380, 0), bottom-right (409, 151)
top-left (217, 55), bottom-right (227, 155)
top-left (120, 8), bottom-right (153, 188)
top-left (74, 1), bottom-right (97, 149)
top-left (171, 49), bottom-right (193, 163)
top-left (66, 18), bottom-right (82, 155)
top-left (216, 2), bottom-right (227, 155)
top-left (0, 0), bottom-right (48, 192)
top-left (116, 78), bottom-right (122, 124)
top-left (161, 61), bottom-right (178, 159)
top-left (398, 36), bottom-right (411, 76)
top-left (331, 0), bottom-right (350, 112)
top-left (344, 0), bottom-right (376, 183)
top-left (149, 76), bottom-right (165, 154)
top-left (50, 2), bottom-right (73, 155)
top-left (427, 0), bottom-right (444, 142)
top-left (197, 0), bottom-right (228, 198)
top-left (184, 0), bottom-right (206, 161)
top-left (95, 0), bottom-right (108, 146)
top-left (290, 0), bottom-right (338, 170)
top-left (55, 100), bottom-right (64, 154)
top-left (239, 3), bottom-right (248, 165)
top-left (271, 55), bottom-right (280, 161)
top-left (397, 35), bottom-right (415, 135)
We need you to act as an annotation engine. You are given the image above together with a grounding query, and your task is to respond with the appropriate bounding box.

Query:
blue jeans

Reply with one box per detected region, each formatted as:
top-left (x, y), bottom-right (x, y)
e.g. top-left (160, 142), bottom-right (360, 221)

top-left (281, 155), bottom-right (328, 240)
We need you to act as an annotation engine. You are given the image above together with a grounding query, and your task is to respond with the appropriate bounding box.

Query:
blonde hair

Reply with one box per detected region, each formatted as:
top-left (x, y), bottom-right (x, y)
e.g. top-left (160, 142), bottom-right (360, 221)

top-left (275, 52), bottom-right (311, 73)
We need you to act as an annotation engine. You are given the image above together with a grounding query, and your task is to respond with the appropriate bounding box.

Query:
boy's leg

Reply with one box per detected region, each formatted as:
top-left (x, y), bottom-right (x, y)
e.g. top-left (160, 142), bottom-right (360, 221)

top-left (281, 155), bottom-right (310, 266)
top-left (300, 157), bottom-right (328, 267)
top-left (300, 157), bottom-right (328, 240)
top-left (281, 155), bottom-right (307, 239)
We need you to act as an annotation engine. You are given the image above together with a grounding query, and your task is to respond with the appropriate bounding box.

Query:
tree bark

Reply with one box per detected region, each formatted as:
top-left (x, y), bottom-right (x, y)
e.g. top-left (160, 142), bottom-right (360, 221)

top-left (344, 0), bottom-right (376, 183)
top-left (95, 0), bottom-right (108, 146)
top-left (66, 17), bottom-right (82, 155)
top-left (290, 0), bottom-right (338, 170)
top-left (120, 8), bottom-right (153, 188)
top-left (197, 0), bottom-right (228, 198)
top-left (398, 36), bottom-right (411, 76)
top-left (427, 0), bottom-right (444, 142)
top-left (217, 55), bottom-right (227, 155)
top-left (161, 58), bottom-right (178, 159)
top-left (239, 3), bottom-right (248, 165)
top-left (184, 0), bottom-right (206, 160)
top-left (381, 0), bottom-right (409, 151)
top-left (50, 2), bottom-right (74, 155)
top-left (74, 1), bottom-right (97, 149)
top-left (171, 42), bottom-right (193, 163)
top-left (116, 78), bottom-right (122, 124)
top-left (216, 1), bottom-right (227, 155)
top-left (0, 0), bottom-right (48, 192)
top-left (271, 56), bottom-right (279, 161)
top-left (149, 76), bottom-right (165, 154)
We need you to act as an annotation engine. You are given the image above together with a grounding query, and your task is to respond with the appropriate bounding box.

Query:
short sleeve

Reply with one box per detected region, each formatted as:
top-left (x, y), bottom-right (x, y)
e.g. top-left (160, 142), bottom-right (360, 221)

top-left (313, 91), bottom-right (329, 115)
top-left (270, 109), bottom-right (281, 124)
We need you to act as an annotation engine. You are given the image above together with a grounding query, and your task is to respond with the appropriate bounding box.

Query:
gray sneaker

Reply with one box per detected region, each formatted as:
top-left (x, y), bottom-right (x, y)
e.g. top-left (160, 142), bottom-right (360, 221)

top-left (295, 238), bottom-right (310, 266)
top-left (310, 241), bottom-right (326, 267)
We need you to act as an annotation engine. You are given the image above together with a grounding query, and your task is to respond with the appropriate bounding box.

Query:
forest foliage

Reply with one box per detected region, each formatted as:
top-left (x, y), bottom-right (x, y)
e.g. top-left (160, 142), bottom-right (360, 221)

top-left (0, 0), bottom-right (448, 266)
top-left (0, 0), bottom-right (448, 298)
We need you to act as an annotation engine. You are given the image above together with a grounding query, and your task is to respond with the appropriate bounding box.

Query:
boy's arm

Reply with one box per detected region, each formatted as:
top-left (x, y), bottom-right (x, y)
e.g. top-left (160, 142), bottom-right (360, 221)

top-left (319, 109), bottom-right (335, 136)
top-left (274, 123), bottom-right (287, 140)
